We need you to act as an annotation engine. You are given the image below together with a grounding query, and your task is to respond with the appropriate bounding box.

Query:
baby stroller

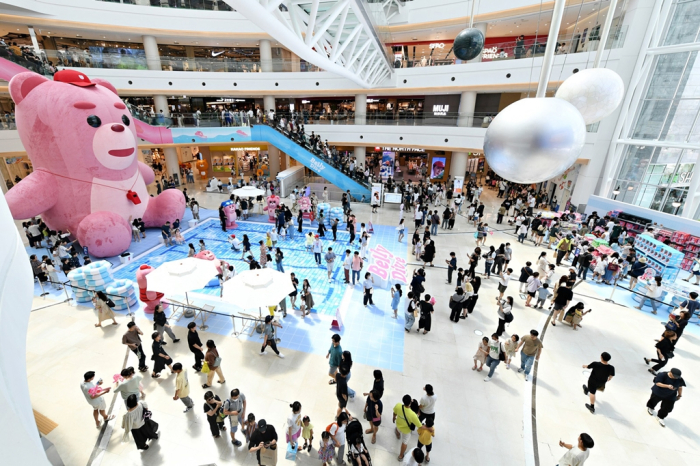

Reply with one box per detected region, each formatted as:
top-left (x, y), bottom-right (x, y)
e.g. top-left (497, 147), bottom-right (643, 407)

top-left (345, 418), bottom-right (372, 466)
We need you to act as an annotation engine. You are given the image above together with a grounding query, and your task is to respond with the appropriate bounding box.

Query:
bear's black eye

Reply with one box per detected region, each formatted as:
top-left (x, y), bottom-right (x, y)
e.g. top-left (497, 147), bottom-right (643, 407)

top-left (122, 115), bottom-right (131, 126)
top-left (87, 115), bottom-right (101, 128)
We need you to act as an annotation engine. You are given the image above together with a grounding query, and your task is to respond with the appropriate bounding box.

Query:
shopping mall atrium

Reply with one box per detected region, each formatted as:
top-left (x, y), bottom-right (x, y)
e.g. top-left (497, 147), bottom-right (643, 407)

top-left (1, 1), bottom-right (699, 465)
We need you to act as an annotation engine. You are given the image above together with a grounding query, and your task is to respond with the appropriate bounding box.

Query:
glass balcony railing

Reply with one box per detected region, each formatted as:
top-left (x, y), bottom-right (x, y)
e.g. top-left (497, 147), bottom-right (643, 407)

top-left (390, 25), bottom-right (629, 68)
top-left (40, 49), bottom-right (323, 73)
top-left (0, 45), bottom-right (53, 76)
top-left (96, 0), bottom-right (234, 11)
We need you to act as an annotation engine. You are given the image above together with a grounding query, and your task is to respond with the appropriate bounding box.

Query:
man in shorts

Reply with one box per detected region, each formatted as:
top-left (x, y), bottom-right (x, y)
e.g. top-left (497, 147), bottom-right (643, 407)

top-left (325, 247), bottom-right (337, 283)
top-left (80, 371), bottom-right (114, 428)
top-left (582, 352), bottom-right (615, 414)
top-left (223, 389), bottom-right (247, 447)
top-left (393, 394), bottom-right (422, 461)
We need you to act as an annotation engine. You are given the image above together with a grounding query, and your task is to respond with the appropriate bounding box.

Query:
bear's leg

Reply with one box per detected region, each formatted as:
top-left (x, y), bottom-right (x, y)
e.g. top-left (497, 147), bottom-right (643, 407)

top-left (77, 211), bottom-right (132, 258)
top-left (142, 189), bottom-right (186, 228)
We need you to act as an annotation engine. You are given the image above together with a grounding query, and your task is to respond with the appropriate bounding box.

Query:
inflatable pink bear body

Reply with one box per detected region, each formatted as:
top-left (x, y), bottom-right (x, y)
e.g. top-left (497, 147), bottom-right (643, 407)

top-left (221, 200), bottom-right (238, 229)
top-left (263, 195), bottom-right (281, 223)
top-left (5, 70), bottom-right (185, 257)
top-left (137, 264), bottom-right (168, 314)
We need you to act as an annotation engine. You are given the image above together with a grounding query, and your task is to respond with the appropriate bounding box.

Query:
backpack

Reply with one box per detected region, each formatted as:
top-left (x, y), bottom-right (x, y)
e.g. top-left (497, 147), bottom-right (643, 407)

top-left (325, 422), bottom-right (338, 433)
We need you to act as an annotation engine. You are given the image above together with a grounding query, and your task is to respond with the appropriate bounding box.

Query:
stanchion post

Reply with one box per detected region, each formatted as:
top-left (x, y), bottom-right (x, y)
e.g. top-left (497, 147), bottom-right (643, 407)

top-left (37, 277), bottom-right (49, 297)
top-left (125, 297), bottom-right (134, 317)
top-left (605, 276), bottom-right (619, 303)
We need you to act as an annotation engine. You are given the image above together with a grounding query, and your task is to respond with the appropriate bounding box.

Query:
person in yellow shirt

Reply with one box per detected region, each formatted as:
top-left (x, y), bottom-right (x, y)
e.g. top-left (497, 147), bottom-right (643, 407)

top-left (417, 418), bottom-right (435, 463)
top-left (172, 363), bottom-right (194, 412)
top-left (392, 395), bottom-right (422, 461)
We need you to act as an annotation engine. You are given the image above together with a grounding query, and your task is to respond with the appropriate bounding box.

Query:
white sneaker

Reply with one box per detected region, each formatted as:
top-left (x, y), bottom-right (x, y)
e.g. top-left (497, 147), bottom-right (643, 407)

top-left (483, 377), bottom-right (491, 382)
top-left (277, 353), bottom-right (285, 359)
top-left (259, 351), bottom-right (267, 356)
top-left (647, 408), bottom-right (655, 416)
top-left (524, 374), bottom-right (530, 381)
top-left (517, 368), bottom-right (523, 373)
top-left (658, 418), bottom-right (665, 427)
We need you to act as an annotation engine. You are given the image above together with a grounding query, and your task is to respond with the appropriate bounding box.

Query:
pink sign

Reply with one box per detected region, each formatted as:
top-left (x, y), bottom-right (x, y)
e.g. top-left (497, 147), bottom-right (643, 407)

top-left (367, 244), bottom-right (408, 288)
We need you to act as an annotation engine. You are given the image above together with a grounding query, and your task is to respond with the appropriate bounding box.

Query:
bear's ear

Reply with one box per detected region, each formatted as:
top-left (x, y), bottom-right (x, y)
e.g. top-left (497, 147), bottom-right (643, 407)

top-left (9, 72), bottom-right (49, 105)
top-left (92, 78), bottom-right (119, 96)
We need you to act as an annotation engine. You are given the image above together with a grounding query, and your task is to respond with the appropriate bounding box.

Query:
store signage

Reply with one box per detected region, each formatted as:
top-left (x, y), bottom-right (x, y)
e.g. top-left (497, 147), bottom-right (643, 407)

top-left (381, 147), bottom-right (425, 152)
top-left (433, 104), bottom-right (449, 116)
top-left (231, 147), bottom-right (262, 151)
top-left (429, 43), bottom-right (445, 49)
top-left (482, 47), bottom-right (507, 59)
top-left (309, 157), bottom-right (326, 173)
top-left (211, 51), bottom-right (225, 57)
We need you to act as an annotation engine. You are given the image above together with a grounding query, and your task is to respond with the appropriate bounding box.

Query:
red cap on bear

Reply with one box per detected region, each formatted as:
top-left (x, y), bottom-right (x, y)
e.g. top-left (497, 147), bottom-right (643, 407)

top-left (54, 69), bottom-right (96, 87)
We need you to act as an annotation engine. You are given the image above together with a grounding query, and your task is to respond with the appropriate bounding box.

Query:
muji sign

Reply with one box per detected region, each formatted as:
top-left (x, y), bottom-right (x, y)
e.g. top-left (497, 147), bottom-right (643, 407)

top-left (367, 244), bottom-right (408, 289)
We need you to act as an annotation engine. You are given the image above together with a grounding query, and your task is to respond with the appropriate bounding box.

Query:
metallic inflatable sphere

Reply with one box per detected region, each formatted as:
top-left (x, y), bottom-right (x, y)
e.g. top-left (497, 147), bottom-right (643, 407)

top-left (555, 68), bottom-right (624, 125)
top-left (483, 98), bottom-right (587, 184)
top-left (453, 28), bottom-right (485, 61)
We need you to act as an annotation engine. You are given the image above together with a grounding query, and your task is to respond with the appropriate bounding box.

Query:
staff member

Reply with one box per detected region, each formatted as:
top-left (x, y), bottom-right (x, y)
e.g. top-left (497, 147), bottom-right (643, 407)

top-left (646, 368), bottom-right (685, 427)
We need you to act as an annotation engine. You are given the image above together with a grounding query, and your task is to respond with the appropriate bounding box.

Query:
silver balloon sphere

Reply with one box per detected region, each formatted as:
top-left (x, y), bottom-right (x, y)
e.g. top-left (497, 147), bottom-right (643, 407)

top-left (555, 68), bottom-right (624, 125)
top-left (483, 98), bottom-right (586, 184)
top-left (453, 28), bottom-right (484, 61)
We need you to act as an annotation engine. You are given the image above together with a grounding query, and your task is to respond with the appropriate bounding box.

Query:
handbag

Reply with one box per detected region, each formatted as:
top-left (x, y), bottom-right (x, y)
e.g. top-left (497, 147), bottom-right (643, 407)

top-left (142, 408), bottom-right (152, 420)
top-left (607, 263), bottom-right (619, 272)
top-left (498, 344), bottom-right (506, 362)
top-left (201, 361), bottom-right (210, 373)
top-left (401, 405), bottom-right (416, 431)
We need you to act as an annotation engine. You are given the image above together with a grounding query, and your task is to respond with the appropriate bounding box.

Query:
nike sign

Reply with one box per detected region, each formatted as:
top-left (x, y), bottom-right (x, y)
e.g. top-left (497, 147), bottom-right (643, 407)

top-left (211, 51), bottom-right (225, 57)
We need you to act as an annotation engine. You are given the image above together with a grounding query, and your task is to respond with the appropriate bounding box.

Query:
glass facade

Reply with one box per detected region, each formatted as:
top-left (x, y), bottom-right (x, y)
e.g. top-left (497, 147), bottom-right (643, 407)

top-left (612, 0), bottom-right (700, 218)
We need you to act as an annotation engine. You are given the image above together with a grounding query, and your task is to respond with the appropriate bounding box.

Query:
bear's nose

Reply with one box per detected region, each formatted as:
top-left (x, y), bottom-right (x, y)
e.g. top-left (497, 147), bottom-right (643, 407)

top-left (111, 124), bottom-right (125, 132)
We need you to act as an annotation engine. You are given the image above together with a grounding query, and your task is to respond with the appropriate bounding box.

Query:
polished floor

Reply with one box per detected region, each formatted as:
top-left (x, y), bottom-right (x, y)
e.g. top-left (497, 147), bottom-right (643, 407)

top-left (25, 181), bottom-right (700, 466)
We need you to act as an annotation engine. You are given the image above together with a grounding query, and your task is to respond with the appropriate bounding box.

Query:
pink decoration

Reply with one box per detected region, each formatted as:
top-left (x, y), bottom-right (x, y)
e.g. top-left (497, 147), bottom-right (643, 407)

top-left (263, 195), bottom-right (281, 223)
top-left (113, 374), bottom-right (124, 384)
top-left (137, 264), bottom-right (167, 314)
top-left (5, 71), bottom-right (185, 257)
top-left (367, 245), bottom-right (409, 289)
top-left (88, 386), bottom-right (103, 397)
top-left (223, 202), bottom-right (238, 229)
top-left (195, 250), bottom-right (225, 275)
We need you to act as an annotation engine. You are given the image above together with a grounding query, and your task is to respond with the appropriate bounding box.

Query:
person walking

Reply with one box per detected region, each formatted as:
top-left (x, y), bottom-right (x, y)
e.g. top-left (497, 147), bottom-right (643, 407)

top-left (558, 434), bottom-right (594, 466)
top-left (80, 371), bottom-right (114, 428)
top-left (644, 330), bottom-right (677, 375)
top-left (186, 322), bottom-right (204, 371)
top-left (203, 340), bottom-right (226, 388)
top-left (405, 292), bottom-right (418, 332)
top-left (449, 287), bottom-right (468, 322)
top-left (172, 363), bottom-right (194, 413)
top-left (550, 282), bottom-right (573, 326)
top-left (417, 294), bottom-right (434, 335)
top-left (495, 297), bottom-right (514, 337)
top-left (122, 395), bottom-right (159, 451)
top-left (497, 268), bottom-right (513, 300)
top-left (260, 315), bottom-right (285, 358)
top-left (327, 334), bottom-right (343, 385)
top-left (286, 401), bottom-right (303, 450)
top-left (203, 390), bottom-right (226, 438)
top-left (335, 366), bottom-right (350, 418)
top-left (418, 384), bottom-right (436, 424)
top-left (416, 419), bottom-right (434, 463)
top-left (313, 236), bottom-right (323, 266)
top-left (516, 329), bottom-right (543, 382)
top-left (151, 332), bottom-right (172, 378)
top-left (524, 272), bottom-right (542, 307)
top-left (393, 394), bottom-right (422, 461)
top-left (325, 247), bottom-right (337, 283)
top-left (519, 262), bottom-right (533, 294)
top-left (351, 251), bottom-right (363, 285)
top-left (223, 389), bottom-right (247, 447)
top-left (363, 389), bottom-right (383, 444)
top-left (646, 368), bottom-right (685, 427)
top-left (122, 322), bottom-right (148, 373)
top-left (483, 333), bottom-right (505, 382)
top-left (93, 291), bottom-right (118, 328)
top-left (153, 303), bottom-right (180, 343)
top-left (582, 352), bottom-right (615, 414)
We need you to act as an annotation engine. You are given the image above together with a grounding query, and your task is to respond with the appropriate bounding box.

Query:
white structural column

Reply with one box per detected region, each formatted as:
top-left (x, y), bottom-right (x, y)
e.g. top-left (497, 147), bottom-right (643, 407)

top-left (153, 96), bottom-right (170, 117)
top-left (164, 148), bottom-right (180, 180)
top-left (142, 35), bottom-right (161, 72)
top-left (451, 91), bottom-right (478, 177)
top-left (354, 94), bottom-right (367, 167)
top-left (268, 145), bottom-right (281, 179)
top-left (681, 163), bottom-right (700, 218)
top-left (264, 96), bottom-right (276, 113)
top-left (467, 22), bottom-right (488, 63)
top-left (260, 39), bottom-right (273, 72)
top-left (536, 0), bottom-right (566, 98)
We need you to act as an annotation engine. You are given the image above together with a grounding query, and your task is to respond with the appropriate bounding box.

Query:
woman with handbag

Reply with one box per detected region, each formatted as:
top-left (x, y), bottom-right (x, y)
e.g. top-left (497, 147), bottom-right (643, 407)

top-left (122, 394), bottom-right (158, 450)
top-left (203, 340), bottom-right (226, 388)
top-left (495, 297), bottom-right (514, 337)
top-left (644, 330), bottom-right (677, 375)
top-left (449, 287), bottom-right (468, 322)
top-left (93, 291), bottom-right (118, 328)
top-left (483, 333), bottom-right (506, 382)
top-left (203, 390), bottom-right (226, 438)
top-left (363, 390), bottom-right (383, 444)
top-left (603, 252), bottom-right (621, 285)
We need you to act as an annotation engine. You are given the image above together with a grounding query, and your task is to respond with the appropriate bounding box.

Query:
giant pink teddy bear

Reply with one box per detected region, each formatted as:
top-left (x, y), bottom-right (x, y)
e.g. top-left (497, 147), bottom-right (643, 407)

top-left (5, 70), bottom-right (185, 257)
top-left (263, 195), bottom-right (281, 223)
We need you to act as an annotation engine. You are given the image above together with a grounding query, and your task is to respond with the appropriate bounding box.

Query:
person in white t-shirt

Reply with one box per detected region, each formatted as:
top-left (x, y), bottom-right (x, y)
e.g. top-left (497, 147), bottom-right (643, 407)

top-left (497, 268), bottom-right (513, 300)
top-left (328, 413), bottom-right (350, 463)
top-left (418, 384), bottom-right (436, 424)
top-left (403, 447), bottom-right (425, 466)
top-left (558, 433), bottom-right (594, 466)
top-left (286, 401), bottom-right (303, 450)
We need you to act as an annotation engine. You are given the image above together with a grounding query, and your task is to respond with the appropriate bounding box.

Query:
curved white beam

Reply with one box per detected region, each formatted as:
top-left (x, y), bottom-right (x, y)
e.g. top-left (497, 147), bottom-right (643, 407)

top-left (223, 0), bottom-right (393, 88)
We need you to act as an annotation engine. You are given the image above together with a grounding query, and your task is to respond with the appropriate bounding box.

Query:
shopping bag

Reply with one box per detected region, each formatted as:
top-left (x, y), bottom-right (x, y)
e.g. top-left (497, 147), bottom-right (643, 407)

top-left (201, 361), bottom-right (210, 373)
top-left (260, 446), bottom-right (278, 466)
top-left (286, 442), bottom-right (298, 461)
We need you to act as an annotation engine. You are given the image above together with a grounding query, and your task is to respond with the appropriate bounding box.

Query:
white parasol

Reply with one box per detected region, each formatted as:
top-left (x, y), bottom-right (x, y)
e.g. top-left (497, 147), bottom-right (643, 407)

top-left (146, 257), bottom-right (221, 300)
top-left (230, 186), bottom-right (266, 198)
top-left (222, 268), bottom-right (294, 312)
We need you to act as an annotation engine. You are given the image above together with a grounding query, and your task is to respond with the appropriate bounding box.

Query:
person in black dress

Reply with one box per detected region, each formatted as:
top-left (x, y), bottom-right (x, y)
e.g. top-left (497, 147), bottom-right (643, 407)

top-left (644, 330), bottom-right (677, 375)
top-left (151, 332), bottom-right (172, 378)
top-left (187, 322), bottom-right (204, 371)
top-left (418, 294), bottom-right (434, 335)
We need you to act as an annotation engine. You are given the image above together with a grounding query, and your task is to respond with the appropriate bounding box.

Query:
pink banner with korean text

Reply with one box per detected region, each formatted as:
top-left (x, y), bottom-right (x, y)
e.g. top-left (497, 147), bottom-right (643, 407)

top-left (367, 244), bottom-right (408, 289)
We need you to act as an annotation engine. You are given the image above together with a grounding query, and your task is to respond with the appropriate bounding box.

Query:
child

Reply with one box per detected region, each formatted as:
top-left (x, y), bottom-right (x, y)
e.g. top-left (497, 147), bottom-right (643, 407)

top-left (301, 416), bottom-right (314, 453)
top-left (417, 418), bottom-right (435, 463)
top-left (266, 232), bottom-right (273, 249)
top-left (349, 437), bottom-right (370, 466)
top-left (517, 223), bottom-right (528, 243)
top-left (472, 337), bottom-right (489, 371)
top-left (472, 211), bottom-right (480, 226)
top-left (173, 228), bottom-right (185, 245)
top-left (305, 232), bottom-right (314, 252)
top-left (269, 229), bottom-right (278, 248)
top-left (414, 239), bottom-right (423, 259)
top-left (243, 413), bottom-right (257, 443)
top-left (535, 283), bottom-right (551, 309)
top-left (456, 268), bottom-right (465, 289)
top-left (318, 431), bottom-right (335, 466)
top-left (503, 334), bottom-right (520, 368)
top-left (198, 239), bottom-right (206, 252)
